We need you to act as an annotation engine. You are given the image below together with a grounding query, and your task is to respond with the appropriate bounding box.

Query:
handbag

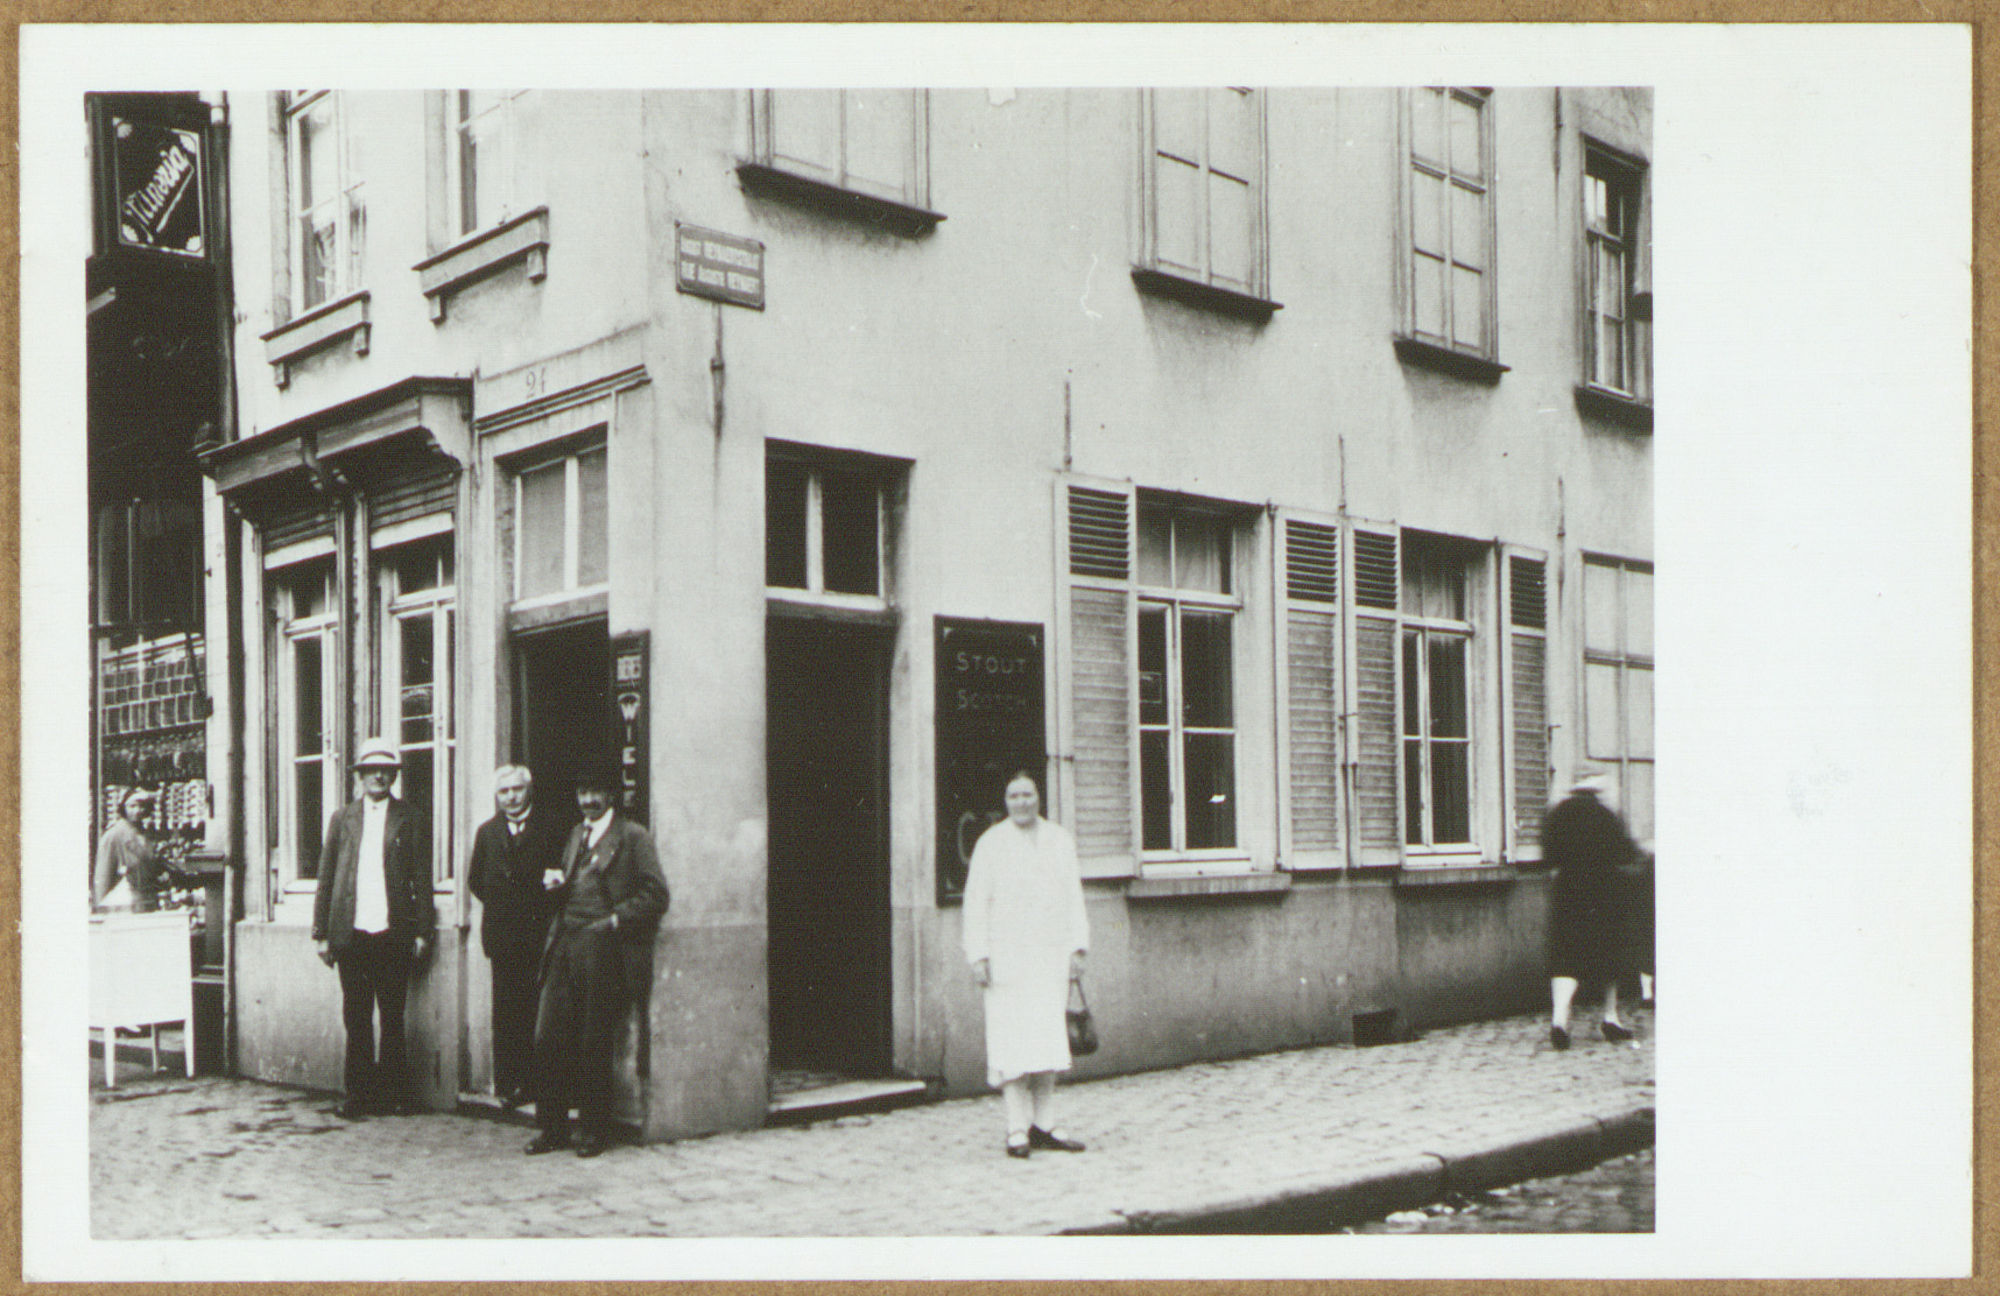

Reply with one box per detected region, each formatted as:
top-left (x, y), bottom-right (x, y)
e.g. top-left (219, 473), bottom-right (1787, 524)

top-left (1066, 975), bottom-right (1100, 1057)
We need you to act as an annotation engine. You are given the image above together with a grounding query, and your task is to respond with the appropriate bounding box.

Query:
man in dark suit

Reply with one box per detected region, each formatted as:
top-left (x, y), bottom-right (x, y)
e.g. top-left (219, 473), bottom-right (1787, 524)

top-left (312, 738), bottom-right (436, 1119)
top-left (527, 763), bottom-right (669, 1158)
top-left (466, 764), bottom-right (564, 1109)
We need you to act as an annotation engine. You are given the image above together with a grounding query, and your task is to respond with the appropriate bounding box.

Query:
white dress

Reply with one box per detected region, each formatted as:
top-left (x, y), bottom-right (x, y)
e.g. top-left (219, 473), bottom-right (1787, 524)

top-left (962, 817), bottom-right (1091, 1087)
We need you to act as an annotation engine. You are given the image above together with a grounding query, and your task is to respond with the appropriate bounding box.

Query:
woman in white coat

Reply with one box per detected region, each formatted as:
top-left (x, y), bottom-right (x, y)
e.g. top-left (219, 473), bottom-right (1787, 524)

top-left (963, 772), bottom-right (1091, 1158)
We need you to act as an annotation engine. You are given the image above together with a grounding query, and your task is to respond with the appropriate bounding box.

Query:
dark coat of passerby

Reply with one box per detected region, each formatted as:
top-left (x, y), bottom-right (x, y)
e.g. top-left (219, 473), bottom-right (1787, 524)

top-left (1544, 770), bottom-right (1641, 1050)
top-left (526, 764), bottom-right (668, 1160)
top-left (312, 738), bottom-right (437, 1118)
top-left (466, 764), bottom-right (565, 1109)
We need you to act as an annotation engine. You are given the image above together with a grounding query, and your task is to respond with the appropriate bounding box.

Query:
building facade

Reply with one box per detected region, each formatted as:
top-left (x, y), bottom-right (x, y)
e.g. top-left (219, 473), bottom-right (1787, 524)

top-left (204, 87), bottom-right (1652, 1138)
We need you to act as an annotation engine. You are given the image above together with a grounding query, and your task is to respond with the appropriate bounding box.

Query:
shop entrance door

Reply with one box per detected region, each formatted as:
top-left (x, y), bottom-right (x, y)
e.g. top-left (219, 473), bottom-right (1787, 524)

top-left (512, 619), bottom-right (612, 835)
top-left (765, 616), bottom-right (893, 1077)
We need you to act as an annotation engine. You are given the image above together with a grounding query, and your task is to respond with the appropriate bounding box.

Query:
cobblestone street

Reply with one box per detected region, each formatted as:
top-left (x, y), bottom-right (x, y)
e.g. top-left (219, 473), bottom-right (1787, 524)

top-left (1343, 1149), bottom-right (1653, 1234)
top-left (91, 1006), bottom-right (1653, 1237)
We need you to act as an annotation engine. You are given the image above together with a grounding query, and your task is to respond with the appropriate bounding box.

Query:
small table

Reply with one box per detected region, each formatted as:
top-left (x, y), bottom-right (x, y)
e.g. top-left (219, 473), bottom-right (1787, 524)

top-left (89, 910), bottom-right (194, 1086)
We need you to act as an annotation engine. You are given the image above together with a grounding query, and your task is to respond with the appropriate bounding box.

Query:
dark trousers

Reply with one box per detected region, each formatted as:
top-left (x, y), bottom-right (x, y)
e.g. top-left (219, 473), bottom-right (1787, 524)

top-left (533, 927), bottom-right (626, 1136)
top-left (336, 929), bottom-right (413, 1108)
top-left (489, 940), bottom-right (543, 1098)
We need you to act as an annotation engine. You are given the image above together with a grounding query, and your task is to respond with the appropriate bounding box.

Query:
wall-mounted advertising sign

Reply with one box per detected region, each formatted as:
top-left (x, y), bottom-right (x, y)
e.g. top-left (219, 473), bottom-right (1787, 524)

top-left (113, 117), bottom-right (206, 260)
top-left (675, 223), bottom-right (765, 309)
top-left (612, 632), bottom-right (650, 827)
top-left (934, 618), bottom-right (1046, 903)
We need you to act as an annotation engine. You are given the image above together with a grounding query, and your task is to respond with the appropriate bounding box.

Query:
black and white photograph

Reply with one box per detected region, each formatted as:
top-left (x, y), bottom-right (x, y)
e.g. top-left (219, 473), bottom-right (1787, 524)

top-left (18, 23), bottom-right (1972, 1282)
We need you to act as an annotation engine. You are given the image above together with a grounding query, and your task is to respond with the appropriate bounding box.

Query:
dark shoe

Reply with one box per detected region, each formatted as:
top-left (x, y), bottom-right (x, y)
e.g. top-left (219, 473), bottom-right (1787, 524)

top-left (1005, 1135), bottom-right (1031, 1159)
top-left (575, 1134), bottom-right (611, 1159)
top-left (525, 1131), bottom-right (571, 1155)
top-left (1549, 1025), bottom-right (1571, 1051)
top-left (1601, 1019), bottom-right (1634, 1043)
top-left (1028, 1126), bottom-right (1086, 1153)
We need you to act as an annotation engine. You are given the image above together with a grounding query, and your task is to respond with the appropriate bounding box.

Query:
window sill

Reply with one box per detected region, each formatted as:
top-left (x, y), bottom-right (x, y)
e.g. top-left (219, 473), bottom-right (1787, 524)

top-left (1393, 336), bottom-right (1509, 385)
top-left (766, 589), bottom-right (897, 627)
top-left (414, 206), bottom-right (551, 323)
top-left (1573, 383), bottom-right (1654, 432)
top-left (1393, 863), bottom-right (1518, 889)
top-left (1129, 267), bottom-right (1282, 323)
top-left (506, 587), bottom-right (608, 634)
top-left (735, 162), bottom-right (945, 238)
top-left (1126, 871), bottom-right (1291, 901)
top-left (261, 290), bottom-right (371, 389)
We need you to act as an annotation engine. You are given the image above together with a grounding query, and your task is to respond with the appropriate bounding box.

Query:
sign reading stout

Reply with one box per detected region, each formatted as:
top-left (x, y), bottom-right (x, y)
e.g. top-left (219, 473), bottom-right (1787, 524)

top-left (113, 117), bottom-right (207, 260)
top-left (612, 632), bottom-right (650, 827)
top-left (675, 223), bottom-right (765, 309)
top-left (934, 618), bottom-right (1046, 903)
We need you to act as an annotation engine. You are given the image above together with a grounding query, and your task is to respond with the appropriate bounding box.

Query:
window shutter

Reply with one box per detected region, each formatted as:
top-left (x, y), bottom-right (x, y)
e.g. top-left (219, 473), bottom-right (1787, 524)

top-left (1501, 546), bottom-right (1550, 861)
top-left (1068, 486), bottom-right (1131, 580)
top-left (1281, 519), bottom-right (1341, 862)
top-left (1060, 479), bottom-right (1137, 871)
top-left (1349, 522), bottom-right (1402, 865)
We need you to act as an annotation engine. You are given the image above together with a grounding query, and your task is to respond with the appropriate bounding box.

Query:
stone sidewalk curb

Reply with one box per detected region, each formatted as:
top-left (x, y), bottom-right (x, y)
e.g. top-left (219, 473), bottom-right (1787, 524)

top-left (1063, 1104), bottom-right (1655, 1235)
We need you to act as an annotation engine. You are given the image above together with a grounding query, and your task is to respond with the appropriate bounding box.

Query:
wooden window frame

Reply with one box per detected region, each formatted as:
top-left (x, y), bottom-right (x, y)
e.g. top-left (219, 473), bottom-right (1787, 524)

top-left (1581, 142), bottom-right (1652, 411)
top-left (764, 457), bottom-right (890, 618)
top-left (377, 537), bottom-right (457, 889)
top-left (1396, 87), bottom-right (1503, 378)
top-left (446, 90), bottom-right (529, 241)
top-left (283, 90), bottom-right (364, 314)
top-left (509, 442), bottom-right (609, 612)
top-left (1582, 553), bottom-right (1654, 845)
top-left (741, 90), bottom-right (941, 235)
top-left (270, 558), bottom-right (339, 897)
top-left (1134, 87), bottom-right (1277, 318)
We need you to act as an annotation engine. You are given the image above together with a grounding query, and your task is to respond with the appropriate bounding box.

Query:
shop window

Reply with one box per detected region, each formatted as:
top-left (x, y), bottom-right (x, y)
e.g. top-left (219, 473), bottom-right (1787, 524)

top-left (378, 536), bottom-right (456, 883)
top-left (512, 444), bottom-right (608, 603)
top-left (270, 559), bottom-right (337, 886)
top-left (765, 458), bottom-right (883, 601)
top-left (1584, 145), bottom-right (1650, 403)
top-left (447, 90), bottom-right (529, 239)
top-left (1584, 555), bottom-right (1654, 843)
top-left (285, 91), bottom-right (365, 313)
top-left (1135, 87), bottom-right (1273, 313)
top-left (1398, 88), bottom-right (1499, 377)
top-left (94, 498), bottom-right (201, 631)
top-left (743, 90), bottom-right (939, 234)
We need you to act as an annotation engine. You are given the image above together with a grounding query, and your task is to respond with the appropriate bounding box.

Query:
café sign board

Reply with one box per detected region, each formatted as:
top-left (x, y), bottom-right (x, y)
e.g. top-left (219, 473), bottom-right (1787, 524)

top-left (934, 617), bottom-right (1046, 903)
top-left (113, 117), bottom-right (207, 260)
top-left (612, 632), bottom-right (650, 826)
top-left (675, 223), bottom-right (765, 309)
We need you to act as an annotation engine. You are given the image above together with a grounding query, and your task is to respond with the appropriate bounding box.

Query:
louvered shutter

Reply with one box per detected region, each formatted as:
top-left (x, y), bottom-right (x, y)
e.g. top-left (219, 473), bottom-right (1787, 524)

top-left (1501, 545), bottom-right (1550, 861)
top-left (1059, 479), bottom-right (1137, 872)
top-left (1349, 522), bottom-right (1402, 866)
top-left (1279, 516), bottom-right (1342, 867)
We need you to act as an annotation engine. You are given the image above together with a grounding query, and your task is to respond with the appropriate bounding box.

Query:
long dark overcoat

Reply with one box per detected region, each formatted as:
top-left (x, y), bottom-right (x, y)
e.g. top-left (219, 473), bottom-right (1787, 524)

top-left (1543, 790), bottom-right (1642, 984)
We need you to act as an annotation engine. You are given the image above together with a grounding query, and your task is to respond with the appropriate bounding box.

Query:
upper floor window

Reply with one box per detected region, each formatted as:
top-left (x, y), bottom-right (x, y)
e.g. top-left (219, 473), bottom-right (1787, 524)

top-left (1136, 88), bottom-right (1271, 311)
top-left (1400, 88), bottom-right (1497, 373)
top-left (766, 456), bottom-right (887, 604)
top-left (1583, 556), bottom-right (1653, 844)
top-left (285, 91), bottom-right (364, 312)
top-left (447, 90), bottom-right (529, 239)
top-left (744, 90), bottom-right (937, 234)
top-left (512, 444), bottom-right (608, 605)
top-left (1584, 145), bottom-right (1649, 402)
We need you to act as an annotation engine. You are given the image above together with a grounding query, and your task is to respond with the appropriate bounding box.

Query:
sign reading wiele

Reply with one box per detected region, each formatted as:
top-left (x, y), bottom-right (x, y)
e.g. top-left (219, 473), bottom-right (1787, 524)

top-left (675, 223), bottom-right (765, 309)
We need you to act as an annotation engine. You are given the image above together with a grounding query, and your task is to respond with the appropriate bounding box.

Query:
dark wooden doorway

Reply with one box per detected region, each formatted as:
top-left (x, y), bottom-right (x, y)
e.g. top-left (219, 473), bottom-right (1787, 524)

top-left (765, 616), bottom-right (893, 1076)
top-left (513, 618), bottom-right (612, 836)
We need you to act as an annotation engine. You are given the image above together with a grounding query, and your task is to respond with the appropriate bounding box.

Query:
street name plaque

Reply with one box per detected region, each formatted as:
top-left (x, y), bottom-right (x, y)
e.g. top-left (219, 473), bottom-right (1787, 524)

top-left (675, 223), bottom-right (765, 309)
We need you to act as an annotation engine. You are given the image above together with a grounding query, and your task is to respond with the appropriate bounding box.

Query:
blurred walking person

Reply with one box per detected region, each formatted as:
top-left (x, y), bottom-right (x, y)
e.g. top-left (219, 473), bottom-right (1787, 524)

top-left (1544, 768), bottom-right (1643, 1049)
top-left (964, 771), bottom-right (1090, 1158)
top-left (467, 764), bottom-right (563, 1110)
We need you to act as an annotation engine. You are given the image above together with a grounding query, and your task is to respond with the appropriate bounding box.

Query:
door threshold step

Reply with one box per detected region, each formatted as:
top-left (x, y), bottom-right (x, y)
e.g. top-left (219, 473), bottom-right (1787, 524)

top-left (766, 1077), bottom-right (931, 1124)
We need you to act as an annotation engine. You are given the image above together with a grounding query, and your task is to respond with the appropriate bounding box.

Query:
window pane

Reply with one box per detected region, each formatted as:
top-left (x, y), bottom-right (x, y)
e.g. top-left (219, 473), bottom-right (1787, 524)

top-left (1585, 661), bottom-right (1622, 758)
top-left (1410, 88), bottom-right (1444, 165)
top-left (1411, 171), bottom-right (1445, 255)
top-left (400, 748), bottom-right (433, 824)
top-left (301, 214), bottom-right (336, 309)
top-left (297, 97), bottom-right (338, 212)
top-left (1153, 88), bottom-right (1202, 162)
top-left (1448, 93), bottom-right (1483, 181)
top-left (1413, 252), bottom-right (1446, 338)
top-left (1596, 316), bottom-right (1625, 390)
top-left (289, 564), bottom-right (329, 620)
top-left (1140, 729), bottom-right (1173, 851)
top-left (765, 459), bottom-right (808, 589)
top-left (394, 540), bottom-right (444, 594)
top-left (1154, 154), bottom-right (1202, 273)
top-left (843, 90), bottom-right (911, 198)
top-left (1173, 513), bottom-right (1231, 594)
top-left (1138, 604), bottom-right (1169, 726)
top-left (1401, 630), bottom-right (1421, 735)
top-left (1451, 183), bottom-right (1485, 271)
top-left (769, 89), bottom-right (840, 180)
top-left (1624, 761), bottom-right (1655, 845)
top-left (1586, 172), bottom-right (1608, 229)
top-left (399, 613), bottom-right (434, 745)
top-left (820, 472), bottom-right (880, 596)
top-left (1626, 568), bottom-right (1653, 657)
top-left (1584, 561), bottom-right (1620, 652)
top-left (1403, 739), bottom-right (1424, 844)
top-left (1429, 739), bottom-right (1471, 842)
top-left (294, 637), bottom-right (323, 755)
top-left (1208, 172), bottom-right (1252, 289)
top-left (1628, 665), bottom-right (1654, 758)
top-left (1136, 505), bottom-right (1173, 587)
top-left (1208, 88), bottom-right (1259, 179)
top-left (296, 760), bottom-right (323, 881)
top-left (1451, 265), bottom-right (1485, 350)
top-left (1427, 634), bottom-right (1467, 738)
top-left (1183, 732), bottom-right (1236, 850)
top-left (1180, 610), bottom-right (1233, 729)
top-left (517, 462), bottom-right (566, 599)
top-left (1596, 243), bottom-right (1626, 317)
top-left (1404, 543), bottom-right (1466, 620)
top-left (577, 448), bottom-right (609, 588)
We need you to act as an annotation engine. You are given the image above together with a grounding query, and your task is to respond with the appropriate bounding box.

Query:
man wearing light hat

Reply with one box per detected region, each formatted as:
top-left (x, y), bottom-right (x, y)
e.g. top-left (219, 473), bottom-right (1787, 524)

top-left (312, 737), bottom-right (436, 1119)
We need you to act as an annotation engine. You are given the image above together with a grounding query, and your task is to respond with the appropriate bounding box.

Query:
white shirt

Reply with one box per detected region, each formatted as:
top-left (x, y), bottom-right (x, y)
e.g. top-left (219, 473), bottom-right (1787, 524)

top-left (352, 796), bottom-right (392, 934)
top-left (584, 808), bottom-right (614, 853)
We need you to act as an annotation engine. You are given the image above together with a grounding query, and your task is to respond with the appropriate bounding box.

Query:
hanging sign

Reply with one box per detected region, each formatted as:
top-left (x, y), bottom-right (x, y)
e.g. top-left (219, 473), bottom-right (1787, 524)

top-left (675, 223), bottom-right (765, 309)
top-left (934, 618), bottom-right (1046, 903)
top-left (113, 117), bottom-right (207, 260)
top-left (612, 632), bottom-right (650, 826)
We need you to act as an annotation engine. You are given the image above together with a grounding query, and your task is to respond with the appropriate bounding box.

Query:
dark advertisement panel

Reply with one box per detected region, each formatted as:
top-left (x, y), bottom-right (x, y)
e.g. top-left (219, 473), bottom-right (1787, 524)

top-left (934, 618), bottom-right (1045, 903)
top-left (113, 117), bottom-right (207, 260)
top-left (612, 632), bottom-right (649, 827)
